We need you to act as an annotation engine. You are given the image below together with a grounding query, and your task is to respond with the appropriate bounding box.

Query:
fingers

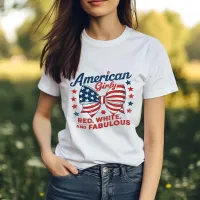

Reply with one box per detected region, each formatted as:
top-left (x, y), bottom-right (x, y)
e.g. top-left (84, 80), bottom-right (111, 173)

top-left (55, 168), bottom-right (70, 176)
top-left (41, 153), bottom-right (78, 176)
top-left (62, 161), bottom-right (78, 175)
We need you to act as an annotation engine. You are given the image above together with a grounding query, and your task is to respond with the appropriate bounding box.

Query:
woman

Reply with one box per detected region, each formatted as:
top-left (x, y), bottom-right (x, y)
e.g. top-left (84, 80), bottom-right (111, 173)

top-left (33, 0), bottom-right (179, 199)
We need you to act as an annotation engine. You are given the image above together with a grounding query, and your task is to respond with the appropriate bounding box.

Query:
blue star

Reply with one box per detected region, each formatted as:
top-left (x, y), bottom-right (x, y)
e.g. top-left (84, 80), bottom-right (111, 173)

top-left (128, 101), bottom-right (133, 106)
top-left (126, 80), bottom-right (131, 85)
top-left (74, 112), bottom-right (79, 116)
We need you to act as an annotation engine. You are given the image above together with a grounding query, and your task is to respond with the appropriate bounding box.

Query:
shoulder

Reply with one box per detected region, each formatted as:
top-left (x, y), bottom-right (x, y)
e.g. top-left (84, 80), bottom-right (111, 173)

top-left (127, 27), bottom-right (166, 55)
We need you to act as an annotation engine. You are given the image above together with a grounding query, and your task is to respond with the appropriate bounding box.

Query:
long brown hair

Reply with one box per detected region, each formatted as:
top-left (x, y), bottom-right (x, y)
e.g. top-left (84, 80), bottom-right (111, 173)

top-left (39, 0), bottom-right (138, 83)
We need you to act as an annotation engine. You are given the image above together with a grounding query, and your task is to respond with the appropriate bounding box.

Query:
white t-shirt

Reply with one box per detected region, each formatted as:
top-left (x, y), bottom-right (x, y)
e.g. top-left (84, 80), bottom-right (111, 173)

top-left (38, 26), bottom-right (179, 170)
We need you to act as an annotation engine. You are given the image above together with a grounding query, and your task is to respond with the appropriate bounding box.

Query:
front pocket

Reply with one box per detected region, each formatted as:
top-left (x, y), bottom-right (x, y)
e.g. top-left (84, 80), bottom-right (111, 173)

top-left (51, 172), bottom-right (73, 179)
top-left (123, 163), bottom-right (144, 183)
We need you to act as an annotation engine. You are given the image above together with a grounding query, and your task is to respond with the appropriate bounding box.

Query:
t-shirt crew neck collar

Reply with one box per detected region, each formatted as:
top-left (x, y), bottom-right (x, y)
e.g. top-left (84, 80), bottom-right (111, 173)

top-left (82, 25), bottom-right (131, 47)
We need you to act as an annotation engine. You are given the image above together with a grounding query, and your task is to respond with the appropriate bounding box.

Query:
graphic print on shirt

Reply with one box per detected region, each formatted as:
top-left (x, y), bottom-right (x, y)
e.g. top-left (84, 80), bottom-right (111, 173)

top-left (70, 71), bottom-right (134, 130)
top-left (79, 84), bottom-right (126, 117)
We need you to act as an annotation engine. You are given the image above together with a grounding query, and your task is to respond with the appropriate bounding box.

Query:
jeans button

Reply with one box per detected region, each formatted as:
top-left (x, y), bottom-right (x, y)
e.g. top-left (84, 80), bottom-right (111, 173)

top-left (103, 167), bottom-right (108, 173)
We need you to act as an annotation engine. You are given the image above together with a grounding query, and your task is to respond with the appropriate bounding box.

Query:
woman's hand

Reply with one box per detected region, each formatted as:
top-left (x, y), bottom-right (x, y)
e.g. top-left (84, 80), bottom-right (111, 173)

top-left (41, 151), bottom-right (78, 176)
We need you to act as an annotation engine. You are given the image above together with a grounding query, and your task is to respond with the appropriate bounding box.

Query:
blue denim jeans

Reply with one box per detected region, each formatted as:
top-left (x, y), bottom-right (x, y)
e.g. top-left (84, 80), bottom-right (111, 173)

top-left (45, 161), bottom-right (144, 200)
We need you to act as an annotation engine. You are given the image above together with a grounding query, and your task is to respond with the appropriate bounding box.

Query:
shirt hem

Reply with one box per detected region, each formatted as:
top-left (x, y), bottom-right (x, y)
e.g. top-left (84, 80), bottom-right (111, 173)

top-left (38, 83), bottom-right (60, 97)
top-left (143, 86), bottom-right (179, 99)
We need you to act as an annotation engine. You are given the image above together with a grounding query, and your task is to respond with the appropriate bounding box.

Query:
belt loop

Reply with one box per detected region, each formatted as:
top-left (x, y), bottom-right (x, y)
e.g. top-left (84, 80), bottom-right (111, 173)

top-left (120, 164), bottom-right (126, 176)
top-left (100, 164), bottom-right (105, 176)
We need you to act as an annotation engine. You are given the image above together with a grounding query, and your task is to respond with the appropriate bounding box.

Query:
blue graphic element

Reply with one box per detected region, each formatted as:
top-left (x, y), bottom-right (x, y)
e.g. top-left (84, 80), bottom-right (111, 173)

top-left (70, 72), bottom-right (132, 87)
top-left (128, 101), bottom-right (133, 106)
top-left (79, 86), bottom-right (99, 105)
top-left (74, 112), bottom-right (79, 116)
top-left (126, 80), bottom-right (131, 85)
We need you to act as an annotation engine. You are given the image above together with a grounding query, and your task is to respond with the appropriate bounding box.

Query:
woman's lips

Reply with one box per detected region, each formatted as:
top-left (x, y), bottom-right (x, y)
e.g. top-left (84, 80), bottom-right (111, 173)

top-left (88, 0), bottom-right (105, 6)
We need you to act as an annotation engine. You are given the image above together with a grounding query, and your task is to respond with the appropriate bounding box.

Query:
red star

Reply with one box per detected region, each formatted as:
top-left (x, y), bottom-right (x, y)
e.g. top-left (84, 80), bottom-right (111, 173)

top-left (101, 110), bottom-right (106, 115)
top-left (72, 89), bottom-right (77, 94)
top-left (128, 86), bottom-right (133, 91)
top-left (129, 94), bottom-right (134, 98)
top-left (72, 104), bottom-right (77, 109)
top-left (71, 97), bottom-right (76, 101)
top-left (127, 108), bottom-right (132, 113)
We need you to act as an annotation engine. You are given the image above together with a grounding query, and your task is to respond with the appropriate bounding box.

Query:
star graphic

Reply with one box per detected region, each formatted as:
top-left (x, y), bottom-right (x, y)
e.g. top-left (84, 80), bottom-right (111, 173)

top-left (128, 101), bottom-right (133, 106)
top-left (128, 86), bottom-right (133, 91)
top-left (127, 108), bottom-right (132, 113)
top-left (72, 104), bottom-right (77, 109)
top-left (74, 112), bottom-right (79, 116)
top-left (101, 110), bottom-right (106, 115)
top-left (126, 80), bottom-right (131, 85)
top-left (71, 97), bottom-right (76, 101)
top-left (129, 94), bottom-right (134, 98)
top-left (72, 89), bottom-right (77, 94)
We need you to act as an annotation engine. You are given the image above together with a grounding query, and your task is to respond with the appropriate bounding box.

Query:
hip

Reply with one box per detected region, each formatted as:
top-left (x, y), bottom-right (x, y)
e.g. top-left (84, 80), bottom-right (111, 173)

top-left (45, 161), bottom-right (144, 200)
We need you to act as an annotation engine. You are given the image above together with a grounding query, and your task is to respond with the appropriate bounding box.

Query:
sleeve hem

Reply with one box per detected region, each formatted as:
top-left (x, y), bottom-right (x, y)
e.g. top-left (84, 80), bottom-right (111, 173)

top-left (143, 86), bottom-right (179, 99)
top-left (38, 82), bottom-right (60, 97)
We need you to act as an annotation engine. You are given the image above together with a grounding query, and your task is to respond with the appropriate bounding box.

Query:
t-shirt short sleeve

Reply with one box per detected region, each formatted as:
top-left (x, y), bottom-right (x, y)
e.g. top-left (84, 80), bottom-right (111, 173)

top-left (143, 39), bottom-right (179, 99)
top-left (38, 71), bottom-right (60, 96)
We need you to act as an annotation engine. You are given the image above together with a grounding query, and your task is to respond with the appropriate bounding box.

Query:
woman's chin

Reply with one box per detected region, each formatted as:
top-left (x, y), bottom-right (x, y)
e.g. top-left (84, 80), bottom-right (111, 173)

top-left (88, 9), bottom-right (112, 18)
top-left (89, 13), bottom-right (106, 17)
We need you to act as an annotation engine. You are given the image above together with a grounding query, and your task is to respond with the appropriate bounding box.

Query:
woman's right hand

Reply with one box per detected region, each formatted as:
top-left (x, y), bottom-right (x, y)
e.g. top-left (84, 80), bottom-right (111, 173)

top-left (41, 151), bottom-right (78, 176)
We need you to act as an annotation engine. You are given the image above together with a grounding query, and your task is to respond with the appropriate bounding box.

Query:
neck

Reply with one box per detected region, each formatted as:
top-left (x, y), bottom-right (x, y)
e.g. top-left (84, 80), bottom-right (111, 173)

top-left (85, 11), bottom-right (125, 41)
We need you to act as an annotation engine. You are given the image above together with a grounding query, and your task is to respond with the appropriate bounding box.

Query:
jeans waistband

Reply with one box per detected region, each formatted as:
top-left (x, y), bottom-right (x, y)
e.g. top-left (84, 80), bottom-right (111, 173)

top-left (78, 162), bottom-right (144, 176)
top-left (93, 163), bottom-right (125, 169)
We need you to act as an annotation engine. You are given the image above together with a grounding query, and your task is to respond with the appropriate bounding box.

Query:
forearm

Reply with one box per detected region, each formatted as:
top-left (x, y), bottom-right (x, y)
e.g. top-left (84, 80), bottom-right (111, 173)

top-left (139, 141), bottom-right (164, 200)
top-left (32, 113), bottom-right (52, 153)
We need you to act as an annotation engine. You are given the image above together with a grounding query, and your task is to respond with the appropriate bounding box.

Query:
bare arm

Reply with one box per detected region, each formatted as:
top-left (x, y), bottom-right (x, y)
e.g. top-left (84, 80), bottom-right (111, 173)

top-left (139, 96), bottom-right (165, 200)
top-left (32, 91), bottom-right (78, 175)
top-left (33, 91), bottom-right (56, 153)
